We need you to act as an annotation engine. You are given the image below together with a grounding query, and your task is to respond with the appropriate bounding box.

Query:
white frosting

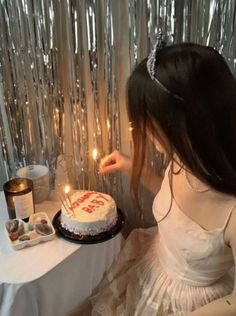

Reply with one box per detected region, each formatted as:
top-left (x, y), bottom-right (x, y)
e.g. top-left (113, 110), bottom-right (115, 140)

top-left (60, 190), bottom-right (117, 235)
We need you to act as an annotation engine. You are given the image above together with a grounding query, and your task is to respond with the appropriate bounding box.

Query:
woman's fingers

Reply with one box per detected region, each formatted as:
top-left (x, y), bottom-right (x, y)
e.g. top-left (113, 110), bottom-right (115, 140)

top-left (100, 163), bottom-right (120, 174)
top-left (100, 154), bottom-right (116, 168)
top-left (99, 150), bottom-right (132, 175)
top-left (100, 154), bottom-right (116, 173)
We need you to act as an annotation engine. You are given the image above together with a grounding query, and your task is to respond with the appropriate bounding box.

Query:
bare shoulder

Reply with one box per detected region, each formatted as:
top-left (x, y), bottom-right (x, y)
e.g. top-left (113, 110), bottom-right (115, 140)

top-left (225, 200), bottom-right (236, 247)
top-left (225, 201), bottom-right (236, 301)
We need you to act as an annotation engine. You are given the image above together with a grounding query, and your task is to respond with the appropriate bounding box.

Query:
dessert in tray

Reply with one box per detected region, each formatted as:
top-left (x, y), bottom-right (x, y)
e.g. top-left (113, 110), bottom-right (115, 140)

top-left (5, 212), bottom-right (55, 250)
top-left (60, 190), bottom-right (118, 236)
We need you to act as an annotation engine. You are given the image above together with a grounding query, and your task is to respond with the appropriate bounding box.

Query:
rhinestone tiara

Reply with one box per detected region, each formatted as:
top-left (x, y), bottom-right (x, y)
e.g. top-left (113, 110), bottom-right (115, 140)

top-left (146, 38), bottom-right (184, 101)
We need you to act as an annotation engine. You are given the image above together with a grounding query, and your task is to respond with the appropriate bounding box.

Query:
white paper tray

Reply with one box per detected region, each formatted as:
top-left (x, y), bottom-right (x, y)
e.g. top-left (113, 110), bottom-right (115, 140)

top-left (5, 212), bottom-right (55, 250)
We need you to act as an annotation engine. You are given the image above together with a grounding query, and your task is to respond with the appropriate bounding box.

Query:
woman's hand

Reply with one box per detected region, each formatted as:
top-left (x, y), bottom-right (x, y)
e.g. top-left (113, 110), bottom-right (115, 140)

top-left (99, 150), bottom-right (132, 175)
top-left (100, 150), bottom-right (163, 194)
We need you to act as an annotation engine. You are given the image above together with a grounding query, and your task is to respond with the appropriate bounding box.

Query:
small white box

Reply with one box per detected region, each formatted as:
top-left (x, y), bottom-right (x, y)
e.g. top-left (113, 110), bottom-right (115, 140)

top-left (5, 212), bottom-right (55, 250)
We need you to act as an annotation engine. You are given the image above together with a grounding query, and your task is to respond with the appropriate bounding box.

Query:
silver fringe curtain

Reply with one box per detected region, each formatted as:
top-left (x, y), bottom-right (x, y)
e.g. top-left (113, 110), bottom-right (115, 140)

top-left (1, 0), bottom-right (236, 227)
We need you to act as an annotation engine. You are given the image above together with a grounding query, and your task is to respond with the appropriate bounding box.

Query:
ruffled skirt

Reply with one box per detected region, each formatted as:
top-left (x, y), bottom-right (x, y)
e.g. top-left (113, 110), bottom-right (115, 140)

top-left (69, 227), bottom-right (234, 316)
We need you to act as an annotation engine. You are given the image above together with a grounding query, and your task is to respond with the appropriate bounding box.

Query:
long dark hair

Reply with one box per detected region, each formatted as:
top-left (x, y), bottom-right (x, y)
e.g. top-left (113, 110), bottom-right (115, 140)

top-left (127, 43), bottom-right (236, 202)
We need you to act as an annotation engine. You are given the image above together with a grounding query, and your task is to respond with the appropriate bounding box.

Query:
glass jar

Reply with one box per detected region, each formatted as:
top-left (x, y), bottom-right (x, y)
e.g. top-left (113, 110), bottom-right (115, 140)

top-left (3, 178), bottom-right (35, 222)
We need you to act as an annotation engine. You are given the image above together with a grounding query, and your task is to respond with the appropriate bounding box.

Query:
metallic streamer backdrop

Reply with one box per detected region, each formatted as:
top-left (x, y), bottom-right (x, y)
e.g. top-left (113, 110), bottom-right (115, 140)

top-left (0, 0), bottom-right (236, 227)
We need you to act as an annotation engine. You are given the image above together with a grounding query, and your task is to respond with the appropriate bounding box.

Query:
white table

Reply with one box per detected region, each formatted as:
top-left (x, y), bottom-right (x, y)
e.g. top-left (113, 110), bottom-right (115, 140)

top-left (0, 192), bottom-right (123, 316)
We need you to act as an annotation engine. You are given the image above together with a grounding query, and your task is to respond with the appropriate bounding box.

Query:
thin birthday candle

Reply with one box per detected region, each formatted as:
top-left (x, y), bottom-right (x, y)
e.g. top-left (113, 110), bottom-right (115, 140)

top-left (57, 191), bottom-right (70, 214)
top-left (92, 147), bottom-right (104, 190)
top-left (93, 148), bottom-right (109, 192)
top-left (92, 148), bottom-right (98, 163)
top-left (57, 184), bottom-right (73, 214)
top-left (64, 185), bottom-right (73, 211)
top-left (92, 147), bottom-right (99, 175)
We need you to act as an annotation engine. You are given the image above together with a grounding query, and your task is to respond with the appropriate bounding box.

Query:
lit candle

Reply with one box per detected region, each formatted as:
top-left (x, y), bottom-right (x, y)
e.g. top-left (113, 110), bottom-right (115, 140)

top-left (64, 185), bottom-right (73, 211)
top-left (64, 185), bottom-right (70, 195)
top-left (57, 184), bottom-right (72, 215)
top-left (57, 192), bottom-right (69, 214)
top-left (93, 149), bottom-right (110, 191)
top-left (92, 147), bottom-right (100, 175)
top-left (128, 121), bottom-right (134, 132)
top-left (92, 148), bottom-right (98, 161)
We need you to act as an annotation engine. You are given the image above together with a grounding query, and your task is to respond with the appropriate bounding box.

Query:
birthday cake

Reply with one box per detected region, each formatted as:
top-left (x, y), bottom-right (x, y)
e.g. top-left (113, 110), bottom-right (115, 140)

top-left (60, 190), bottom-right (117, 236)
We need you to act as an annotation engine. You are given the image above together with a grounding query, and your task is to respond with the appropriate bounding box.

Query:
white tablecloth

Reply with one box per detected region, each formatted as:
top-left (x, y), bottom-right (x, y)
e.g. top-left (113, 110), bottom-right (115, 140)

top-left (0, 192), bottom-right (124, 316)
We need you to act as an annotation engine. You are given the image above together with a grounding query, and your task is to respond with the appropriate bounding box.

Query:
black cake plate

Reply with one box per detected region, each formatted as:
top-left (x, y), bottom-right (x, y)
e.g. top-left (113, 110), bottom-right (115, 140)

top-left (52, 208), bottom-right (125, 244)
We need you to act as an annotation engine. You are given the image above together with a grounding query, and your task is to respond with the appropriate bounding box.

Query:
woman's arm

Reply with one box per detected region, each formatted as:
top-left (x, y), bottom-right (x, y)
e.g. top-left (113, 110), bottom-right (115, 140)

top-left (188, 295), bottom-right (236, 316)
top-left (188, 207), bottom-right (236, 316)
top-left (100, 150), bottom-right (163, 195)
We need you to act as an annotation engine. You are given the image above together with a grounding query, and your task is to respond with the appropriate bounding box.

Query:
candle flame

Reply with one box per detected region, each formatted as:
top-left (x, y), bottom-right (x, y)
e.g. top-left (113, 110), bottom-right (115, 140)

top-left (128, 121), bottom-right (134, 132)
top-left (92, 148), bottom-right (98, 160)
top-left (64, 185), bottom-right (70, 194)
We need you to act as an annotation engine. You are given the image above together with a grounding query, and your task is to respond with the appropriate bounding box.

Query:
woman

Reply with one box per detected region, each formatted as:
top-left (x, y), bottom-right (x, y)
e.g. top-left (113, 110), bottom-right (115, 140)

top-left (71, 43), bottom-right (236, 315)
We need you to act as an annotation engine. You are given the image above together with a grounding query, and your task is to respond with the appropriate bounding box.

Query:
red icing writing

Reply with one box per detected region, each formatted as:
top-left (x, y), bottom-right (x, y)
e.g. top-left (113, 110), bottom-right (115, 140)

top-left (71, 191), bottom-right (97, 208)
top-left (82, 204), bottom-right (99, 213)
top-left (70, 191), bottom-right (109, 214)
top-left (91, 199), bottom-right (104, 206)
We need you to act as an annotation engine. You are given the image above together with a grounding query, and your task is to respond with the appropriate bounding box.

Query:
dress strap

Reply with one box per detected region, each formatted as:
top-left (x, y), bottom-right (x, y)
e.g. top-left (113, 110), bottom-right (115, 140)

top-left (223, 201), bottom-right (236, 231)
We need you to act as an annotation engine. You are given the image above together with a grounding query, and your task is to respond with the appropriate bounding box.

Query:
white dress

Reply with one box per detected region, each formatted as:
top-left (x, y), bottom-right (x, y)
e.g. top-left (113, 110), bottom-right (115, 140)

top-left (70, 165), bottom-right (235, 316)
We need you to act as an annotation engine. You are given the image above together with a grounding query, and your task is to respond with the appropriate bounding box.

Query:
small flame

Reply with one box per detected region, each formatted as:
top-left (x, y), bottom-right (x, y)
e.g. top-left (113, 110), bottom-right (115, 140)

top-left (92, 148), bottom-right (98, 160)
top-left (107, 119), bottom-right (111, 130)
top-left (64, 185), bottom-right (70, 195)
top-left (128, 121), bottom-right (134, 132)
